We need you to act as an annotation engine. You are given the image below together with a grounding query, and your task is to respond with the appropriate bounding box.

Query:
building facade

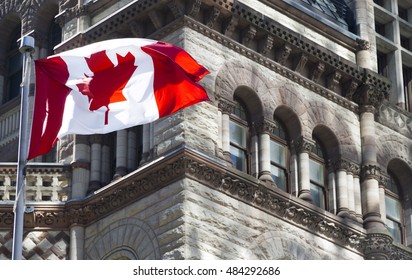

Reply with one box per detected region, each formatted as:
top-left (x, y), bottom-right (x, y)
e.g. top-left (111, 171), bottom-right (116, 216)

top-left (0, 0), bottom-right (412, 260)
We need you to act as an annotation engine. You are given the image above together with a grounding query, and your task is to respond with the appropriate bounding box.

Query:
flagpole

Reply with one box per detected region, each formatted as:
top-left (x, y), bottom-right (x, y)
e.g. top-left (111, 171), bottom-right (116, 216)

top-left (12, 35), bottom-right (35, 260)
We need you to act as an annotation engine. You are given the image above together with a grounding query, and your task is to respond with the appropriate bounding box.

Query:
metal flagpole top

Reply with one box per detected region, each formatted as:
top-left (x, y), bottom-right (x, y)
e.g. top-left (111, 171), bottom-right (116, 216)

top-left (19, 35), bottom-right (35, 53)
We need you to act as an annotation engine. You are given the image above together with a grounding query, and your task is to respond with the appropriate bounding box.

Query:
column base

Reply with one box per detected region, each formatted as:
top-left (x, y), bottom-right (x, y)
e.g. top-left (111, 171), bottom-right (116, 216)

top-left (298, 189), bottom-right (312, 203)
top-left (363, 213), bottom-right (386, 231)
top-left (259, 171), bottom-right (275, 188)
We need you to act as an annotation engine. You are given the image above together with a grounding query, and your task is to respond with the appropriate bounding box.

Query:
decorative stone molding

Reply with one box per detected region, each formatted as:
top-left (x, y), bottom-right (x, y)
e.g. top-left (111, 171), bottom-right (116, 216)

top-left (327, 71), bottom-right (342, 92)
top-left (277, 44), bottom-right (292, 66)
top-left (378, 103), bottom-right (412, 139)
top-left (242, 25), bottom-right (257, 47)
top-left (259, 35), bottom-right (274, 56)
top-left (363, 233), bottom-right (393, 260)
top-left (223, 16), bottom-right (238, 37)
top-left (311, 62), bottom-right (325, 83)
top-left (295, 54), bottom-right (308, 74)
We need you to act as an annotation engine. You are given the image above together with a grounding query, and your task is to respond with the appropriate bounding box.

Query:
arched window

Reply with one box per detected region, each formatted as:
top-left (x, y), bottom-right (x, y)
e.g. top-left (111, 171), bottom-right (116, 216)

top-left (269, 119), bottom-right (289, 192)
top-left (229, 101), bottom-right (249, 172)
top-left (309, 138), bottom-right (327, 209)
top-left (5, 26), bottom-right (22, 103)
top-left (385, 174), bottom-right (403, 244)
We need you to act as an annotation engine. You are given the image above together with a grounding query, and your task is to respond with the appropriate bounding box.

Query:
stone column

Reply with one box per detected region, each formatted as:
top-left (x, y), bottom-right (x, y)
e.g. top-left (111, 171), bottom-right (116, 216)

top-left (127, 129), bottom-right (137, 171)
top-left (353, 164), bottom-right (363, 223)
top-left (89, 135), bottom-right (102, 192)
top-left (335, 159), bottom-right (350, 218)
top-left (360, 106), bottom-right (386, 231)
top-left (101, 134), bottom-right (111, 185)
top-left (350, 0), bottom-right (377, 71)
top-left (378, 175), bottom-right (389, 225)
top-left (71, 135), bottom-right (90, 199)
top-left (70, 225), bottom-right (85, 260)
top-left (256, 120), bottom-right (274, 186)
top-left (70, 135), bottom-right (89, 260)
top-left (404, 194), bottom-right (412, 247)
top-left (250, 125), bottom-right (259, 178)
top-left (295, 136), bottom-right (314, 202)
top-left (140, 123), bottom-right (152, 164)
top-left (114, 129), bottom-right (128, 179)
top-left (328, 162), bottom-right (337, 215)
top-left (218, 99), bottom-right (233, 164)
top-left (347, 162), bottom-right (358, 221)
top-left (289, 143), bottom-right (299, 196)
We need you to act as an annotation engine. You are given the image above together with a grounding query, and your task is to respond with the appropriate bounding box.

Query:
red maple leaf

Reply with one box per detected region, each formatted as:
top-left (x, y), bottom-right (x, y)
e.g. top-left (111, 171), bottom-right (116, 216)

top-left (76, 50), bottom-right (138, 124)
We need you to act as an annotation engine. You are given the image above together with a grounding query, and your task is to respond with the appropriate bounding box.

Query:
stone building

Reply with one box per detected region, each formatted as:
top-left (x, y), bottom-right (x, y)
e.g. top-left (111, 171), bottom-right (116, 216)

top-left (0, 0), bottom-right (412, 260)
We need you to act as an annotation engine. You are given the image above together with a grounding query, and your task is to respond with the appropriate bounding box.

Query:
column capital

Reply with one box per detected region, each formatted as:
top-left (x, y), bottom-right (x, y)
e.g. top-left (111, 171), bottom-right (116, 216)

top-left (356, 38), bottom-right (370, 51)
top-left (360, 105), bottom-right (376, 114)
top-left (218, 99), bottom-right (235, 114)
top-left (254, 119), bottom-right (276, 135)
top-left (71, 160), bottom-right (90, 170)
top-left (353, 69), bottom-right (390, 109)
top-left (294, 136), bottom-right (315, 154)
top-left (335, 160), bottom-right (360, 175)
top-left (361, 164), bottom-right (381, 181)
top-left (334, 159), bottom-right (351, 171)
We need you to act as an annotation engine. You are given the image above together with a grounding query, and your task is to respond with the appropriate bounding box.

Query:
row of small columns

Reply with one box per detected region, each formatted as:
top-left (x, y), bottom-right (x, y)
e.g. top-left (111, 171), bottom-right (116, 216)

top-left (219, 98), bottom-right (394, 258)
top-left (69, 124), bottom-right (153, 259)
top-left (218, 99), bottom-right (364, 221)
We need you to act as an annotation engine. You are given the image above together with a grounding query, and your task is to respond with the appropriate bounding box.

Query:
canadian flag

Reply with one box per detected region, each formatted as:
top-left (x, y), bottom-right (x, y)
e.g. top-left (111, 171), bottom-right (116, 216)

top-left (28, 38), bottom-right (210, 160)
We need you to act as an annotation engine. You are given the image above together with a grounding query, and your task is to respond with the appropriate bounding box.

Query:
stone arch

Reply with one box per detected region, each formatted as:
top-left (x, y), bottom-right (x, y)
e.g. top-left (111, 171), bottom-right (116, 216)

top-left (274, 105), bottom-right (302, 142)
top-left (31, 0), bottom-right (60, 44)
top-left (85, 217), bottom-right (160, 260)
top-left (306, 100), bottom-right (360, 162)
top-left (249, 230), bottom-right (329, 259)
top-left (377, 134), bottom-right (412, 171)
top-left (387, 158), bottom-right (412, 197)
top-left (215, 60), bottom-right (276, 118)
top-left (234, 85), bottom-right (263, 124)
top-left (313, 125), bottom-right (340, 162)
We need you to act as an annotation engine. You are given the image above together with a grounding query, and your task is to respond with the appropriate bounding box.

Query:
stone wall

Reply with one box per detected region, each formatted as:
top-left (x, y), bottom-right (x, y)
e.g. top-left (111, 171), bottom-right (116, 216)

top-left (84, 178), bottom-right (363, 260)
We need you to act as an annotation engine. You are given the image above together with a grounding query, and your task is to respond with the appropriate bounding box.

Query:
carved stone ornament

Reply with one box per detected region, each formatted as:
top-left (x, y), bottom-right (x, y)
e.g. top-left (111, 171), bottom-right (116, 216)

top-left (362, 233), bottom-right (393, 260)
top-left (356, 38), bottom-right (370, 51)
top-left (218, 99), bottom-right (235, 114)
top-left (361, 164), bottom-right (381, 181)
top-left (294, 137), bottom-right (315, 154)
